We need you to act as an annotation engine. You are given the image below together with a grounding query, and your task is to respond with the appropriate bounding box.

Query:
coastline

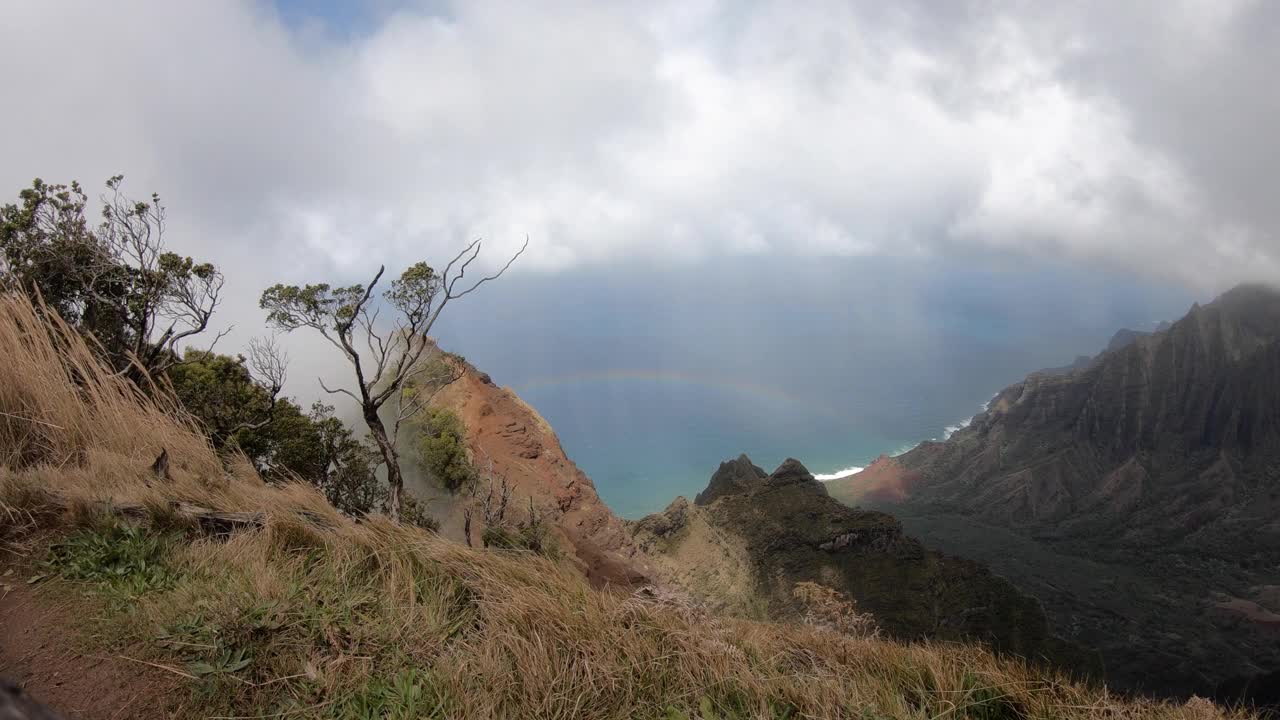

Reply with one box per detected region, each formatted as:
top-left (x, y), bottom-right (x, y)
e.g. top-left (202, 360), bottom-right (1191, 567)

top-left (813, 394), bottom-right (995, 483)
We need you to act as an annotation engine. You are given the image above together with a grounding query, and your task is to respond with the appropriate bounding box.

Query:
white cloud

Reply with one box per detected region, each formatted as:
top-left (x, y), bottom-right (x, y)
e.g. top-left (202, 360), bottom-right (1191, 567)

top-left (2, 0), bottom-right (1278, 319)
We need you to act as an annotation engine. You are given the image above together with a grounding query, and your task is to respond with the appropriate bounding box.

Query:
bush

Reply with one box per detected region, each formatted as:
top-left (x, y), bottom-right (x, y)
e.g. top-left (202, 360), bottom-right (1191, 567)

top-left (401, 495), bottom-right (441, 533)
top-left (415, 407), bottom-right (476, 492)
top-left (168, 354), bottom-right (383, 518)
top-left (480, 524), bottom-right (558, 558)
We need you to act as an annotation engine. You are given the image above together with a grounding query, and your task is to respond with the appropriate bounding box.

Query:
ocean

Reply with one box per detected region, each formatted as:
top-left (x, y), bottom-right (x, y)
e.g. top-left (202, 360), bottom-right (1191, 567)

top-left (435, 256), bottom-right (1194, 519)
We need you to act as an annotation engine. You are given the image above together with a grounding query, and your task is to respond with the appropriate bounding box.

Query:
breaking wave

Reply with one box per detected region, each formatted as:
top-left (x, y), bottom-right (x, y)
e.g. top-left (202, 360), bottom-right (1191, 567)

top-left (941, 418), bottom-right (971, 439)
top-left (815, 393), bottom-right (999, 483)
top-left (940, 394), bottom-right (996, 440)
top-left (814, 465), bottom-right (865, 482)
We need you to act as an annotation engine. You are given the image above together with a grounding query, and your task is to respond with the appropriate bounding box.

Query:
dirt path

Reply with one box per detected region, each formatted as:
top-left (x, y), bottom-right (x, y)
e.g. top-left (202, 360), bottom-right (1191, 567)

top-left (0, 565), bottom-right (182, 719)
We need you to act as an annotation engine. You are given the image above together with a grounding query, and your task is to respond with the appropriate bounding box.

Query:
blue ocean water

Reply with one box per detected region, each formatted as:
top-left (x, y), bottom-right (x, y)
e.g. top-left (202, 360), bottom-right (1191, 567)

top-left (435, 256), bottom-right (1195, 518)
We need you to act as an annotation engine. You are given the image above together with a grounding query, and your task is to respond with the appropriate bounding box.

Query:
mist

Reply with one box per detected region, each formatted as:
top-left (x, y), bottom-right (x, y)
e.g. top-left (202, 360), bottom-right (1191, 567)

top-left (426, 255), bottom-right (1194, 515)
top-left (0, 1), bottom-right (1270, 512)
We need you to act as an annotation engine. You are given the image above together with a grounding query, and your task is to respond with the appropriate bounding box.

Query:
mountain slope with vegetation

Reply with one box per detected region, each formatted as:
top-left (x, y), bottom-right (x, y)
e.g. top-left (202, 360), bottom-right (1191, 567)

top-left (828, 285), bottom-right (1280, 702)
top-left (0, 290), bottom-right (1244, 719)
top-left (633, 456), bottom-right (1097, 675)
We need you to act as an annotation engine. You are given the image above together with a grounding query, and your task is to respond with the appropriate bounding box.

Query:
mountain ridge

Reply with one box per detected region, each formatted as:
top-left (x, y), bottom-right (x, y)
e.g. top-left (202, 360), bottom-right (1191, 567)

top-left (633, 455), bottom-right (1098, 674)
top-left (828, 283), bottom-right (1280, 700)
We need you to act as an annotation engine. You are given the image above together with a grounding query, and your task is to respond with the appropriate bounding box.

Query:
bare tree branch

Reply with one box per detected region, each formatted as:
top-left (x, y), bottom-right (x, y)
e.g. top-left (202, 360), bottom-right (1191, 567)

top-left (318, 377), bottom-right (360, 402)
top-left (447, 235), bottom-right (528, 300)
top-left (259, 240), bottom-right (526, 521)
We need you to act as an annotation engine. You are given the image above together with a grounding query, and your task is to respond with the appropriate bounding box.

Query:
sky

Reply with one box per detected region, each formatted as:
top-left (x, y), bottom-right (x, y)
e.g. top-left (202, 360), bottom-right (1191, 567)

top-left (0, 1), bottom-right (1276, 404)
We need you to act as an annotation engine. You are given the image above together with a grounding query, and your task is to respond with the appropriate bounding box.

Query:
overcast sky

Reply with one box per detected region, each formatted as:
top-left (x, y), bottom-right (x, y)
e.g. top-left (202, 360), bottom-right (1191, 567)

top-left (1, 1), bottom-right (1277, 385)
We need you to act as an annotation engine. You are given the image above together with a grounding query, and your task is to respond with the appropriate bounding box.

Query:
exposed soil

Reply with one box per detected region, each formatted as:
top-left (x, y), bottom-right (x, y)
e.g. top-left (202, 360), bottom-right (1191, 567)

top-left (825, 453), bottom-right (923, 506)
top-left (0, 563), bottom-right (182, 720)
top-left (429, 359), bottom-right (654, 588)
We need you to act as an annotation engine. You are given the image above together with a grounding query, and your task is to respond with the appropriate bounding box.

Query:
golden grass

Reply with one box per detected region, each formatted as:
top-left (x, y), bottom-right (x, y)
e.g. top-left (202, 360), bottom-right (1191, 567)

top-left (0, 291), bottom-right (1251, 720)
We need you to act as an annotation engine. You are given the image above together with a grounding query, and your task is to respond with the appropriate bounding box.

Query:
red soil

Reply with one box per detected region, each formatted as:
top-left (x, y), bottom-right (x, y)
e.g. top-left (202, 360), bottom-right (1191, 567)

top-left (0, 563), bottom-right (182, 719)
top-left (433, 361), bottom-right (653, 588)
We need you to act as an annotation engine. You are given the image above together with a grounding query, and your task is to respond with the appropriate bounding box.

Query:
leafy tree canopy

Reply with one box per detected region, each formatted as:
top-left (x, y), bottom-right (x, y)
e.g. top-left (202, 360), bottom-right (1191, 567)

top-left (0, 176), bottom-right (224, 379)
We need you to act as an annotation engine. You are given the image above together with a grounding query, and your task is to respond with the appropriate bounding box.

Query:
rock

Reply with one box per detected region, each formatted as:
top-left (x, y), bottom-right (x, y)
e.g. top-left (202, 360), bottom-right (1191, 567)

top-left (630, 497), bottom-right (693, 553)
top-left (1106, 327), bottom-right (1150, 353)
top-left (694, 454), bottom-right (766, 506)
top-left (764, 458), bottom-right (820, 489)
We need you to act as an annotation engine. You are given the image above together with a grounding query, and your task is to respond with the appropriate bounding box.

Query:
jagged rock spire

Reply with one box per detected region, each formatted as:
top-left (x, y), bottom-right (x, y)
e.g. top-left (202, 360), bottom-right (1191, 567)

top-left (695, 454), bottom-right (767, 506)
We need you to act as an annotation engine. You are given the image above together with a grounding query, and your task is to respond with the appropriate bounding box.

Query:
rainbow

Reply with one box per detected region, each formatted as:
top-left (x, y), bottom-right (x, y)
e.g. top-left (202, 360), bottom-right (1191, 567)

top-left (516, 369), bottom-right (837, 419)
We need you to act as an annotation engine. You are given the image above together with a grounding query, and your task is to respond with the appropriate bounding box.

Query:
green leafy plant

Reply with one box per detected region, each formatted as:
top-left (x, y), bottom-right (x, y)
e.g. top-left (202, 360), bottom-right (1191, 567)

top-left (330, 668), bottom-right (449, 720)
top-left (188, 647), bottom-right (253, 677)
top-left (46, 521), bottom-right (179, 596)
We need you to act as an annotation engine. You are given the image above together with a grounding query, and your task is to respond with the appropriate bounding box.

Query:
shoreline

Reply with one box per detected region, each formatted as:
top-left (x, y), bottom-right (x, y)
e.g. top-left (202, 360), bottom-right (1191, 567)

top-left (813, 394), bottom-right (995, 483)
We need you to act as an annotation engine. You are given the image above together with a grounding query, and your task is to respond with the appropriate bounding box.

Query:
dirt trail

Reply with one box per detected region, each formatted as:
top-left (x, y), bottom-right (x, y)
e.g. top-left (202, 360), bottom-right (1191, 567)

top-left (0, 566), bottom-right (181, 720)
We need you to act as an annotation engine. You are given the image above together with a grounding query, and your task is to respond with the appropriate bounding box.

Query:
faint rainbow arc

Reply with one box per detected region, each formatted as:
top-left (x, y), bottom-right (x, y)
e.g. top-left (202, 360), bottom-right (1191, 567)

top-left (515, 370), bottom-right (837, 419)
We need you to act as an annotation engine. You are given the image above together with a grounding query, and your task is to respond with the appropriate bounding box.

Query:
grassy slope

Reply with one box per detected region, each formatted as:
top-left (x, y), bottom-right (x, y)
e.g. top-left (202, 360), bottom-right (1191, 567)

top-left (0, 294), bottom-right (1246, 720)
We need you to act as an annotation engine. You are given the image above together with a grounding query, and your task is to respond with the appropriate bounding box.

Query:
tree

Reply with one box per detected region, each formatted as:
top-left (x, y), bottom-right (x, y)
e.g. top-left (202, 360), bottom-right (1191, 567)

top-left (97, 175), bottom-right (226, 380)
top-left (166, 340), bottom-right (287, 454)
top-left (0, 176), bottom-right (225, 380)
top-left (259, 238), bottom-right (527, 520)
top-left (169, 351), bottom-right (382, 516)
top-left (296, 402), bottom-right (382, 516)
top-left (0, 179), bottom-right (121, 340)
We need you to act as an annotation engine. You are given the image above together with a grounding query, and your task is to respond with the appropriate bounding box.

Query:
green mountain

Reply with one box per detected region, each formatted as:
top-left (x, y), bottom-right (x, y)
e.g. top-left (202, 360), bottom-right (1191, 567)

top-left (828, 284), bottom-right (1280, 702)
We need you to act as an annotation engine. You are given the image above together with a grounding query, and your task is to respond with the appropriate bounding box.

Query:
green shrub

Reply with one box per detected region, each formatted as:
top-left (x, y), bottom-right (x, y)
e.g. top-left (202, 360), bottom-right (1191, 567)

top-left (415, 407), bottom-right (476, 492)
top-left (402, 495), bottom-right (441, 533)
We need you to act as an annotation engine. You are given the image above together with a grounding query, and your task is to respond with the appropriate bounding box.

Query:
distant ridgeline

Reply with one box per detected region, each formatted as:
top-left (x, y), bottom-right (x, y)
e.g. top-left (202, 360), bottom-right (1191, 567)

top-left (828, 284), bottom-right (1280, 703)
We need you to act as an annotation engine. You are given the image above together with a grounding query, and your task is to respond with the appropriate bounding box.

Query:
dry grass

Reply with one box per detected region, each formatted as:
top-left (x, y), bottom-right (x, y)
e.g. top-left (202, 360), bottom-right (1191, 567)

top-left (0, 292), bottom-right (340, 525)
top-left (0, 292), bottom-right (1253, 720)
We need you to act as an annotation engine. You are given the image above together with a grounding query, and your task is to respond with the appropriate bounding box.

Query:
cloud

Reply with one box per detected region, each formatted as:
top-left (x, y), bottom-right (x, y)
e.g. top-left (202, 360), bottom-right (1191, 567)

top-left (1, 0), bottom-right (1277, 326)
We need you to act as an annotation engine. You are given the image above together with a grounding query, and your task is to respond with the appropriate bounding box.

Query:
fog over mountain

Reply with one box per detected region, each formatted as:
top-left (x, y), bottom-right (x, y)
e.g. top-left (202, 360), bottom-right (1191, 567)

top-left (7, 6), bottom-right (1280, 715)
top-left (0, 2), bottom-right (1275, 496)
top-left (3, 2), bottom-right (1279, 292)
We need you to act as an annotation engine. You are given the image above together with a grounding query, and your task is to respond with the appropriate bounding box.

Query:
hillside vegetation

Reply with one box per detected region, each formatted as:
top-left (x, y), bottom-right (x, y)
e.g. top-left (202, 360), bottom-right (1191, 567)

top-left (0, 293), bottom-right (1248, 719)
top-left (632, 457), bottom-right (1096, 676)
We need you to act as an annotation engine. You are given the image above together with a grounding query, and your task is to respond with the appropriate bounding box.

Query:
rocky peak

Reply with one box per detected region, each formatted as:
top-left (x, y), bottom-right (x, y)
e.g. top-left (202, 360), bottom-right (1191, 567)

top-left (694, 453), bottom-right (766, 505)
top-left (630, 496), bottom-right (690, 551)
top-left (1106, 328), bottom-right (1150, 353)
top-left (764, 458), bottom-right (824, 491)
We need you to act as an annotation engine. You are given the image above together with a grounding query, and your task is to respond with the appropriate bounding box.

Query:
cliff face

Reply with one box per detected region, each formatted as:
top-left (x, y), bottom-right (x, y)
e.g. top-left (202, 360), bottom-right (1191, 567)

top-left (429, 360), bottom-right (651, 587)
top-left (636, 456), bottom-right (1095, 673)
top-left (829, 284), bottom-right (1280, 700)
top-left (839, 284), bottom-right (1280, 552)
